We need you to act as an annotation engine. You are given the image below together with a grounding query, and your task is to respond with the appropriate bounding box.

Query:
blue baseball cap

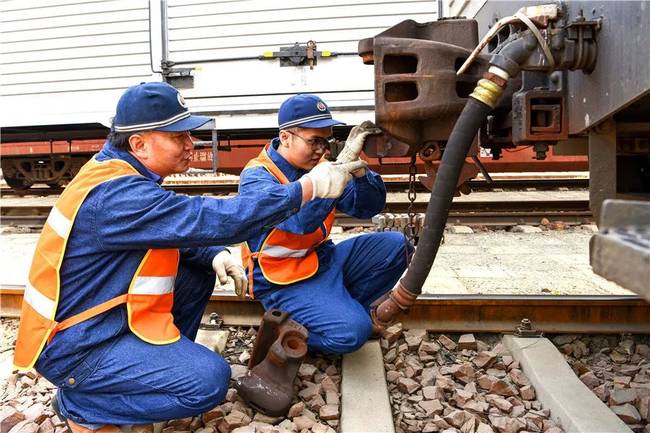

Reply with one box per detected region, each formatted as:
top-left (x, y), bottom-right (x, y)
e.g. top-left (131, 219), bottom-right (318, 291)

top-left (278, 94), bottom-right (345, 129)
top-left (112, 82), bottom-right (212, 133)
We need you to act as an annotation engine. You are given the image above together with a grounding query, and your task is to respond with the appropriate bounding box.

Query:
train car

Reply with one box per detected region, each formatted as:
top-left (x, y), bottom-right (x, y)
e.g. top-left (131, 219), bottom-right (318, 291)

top-left (0, 0), bottom-right (587, 190)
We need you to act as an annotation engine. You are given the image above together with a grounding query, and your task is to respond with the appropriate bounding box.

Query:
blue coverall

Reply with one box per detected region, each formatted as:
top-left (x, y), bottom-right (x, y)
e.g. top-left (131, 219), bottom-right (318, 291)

top-left (35, 140), bottom-right (303, 425)
top-left (240, 139), bottom-right (414, 355)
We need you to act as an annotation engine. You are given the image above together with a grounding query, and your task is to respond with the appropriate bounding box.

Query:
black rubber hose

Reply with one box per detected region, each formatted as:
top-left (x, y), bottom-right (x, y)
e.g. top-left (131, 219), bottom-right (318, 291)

top-left (401, 98), bottom-right (493, 294)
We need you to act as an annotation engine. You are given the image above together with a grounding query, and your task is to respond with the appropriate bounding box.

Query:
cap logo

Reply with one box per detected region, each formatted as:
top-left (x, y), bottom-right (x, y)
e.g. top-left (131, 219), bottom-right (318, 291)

top-left (177, 92), bottom-right (187, 109)
top-left (316, 101), bottom-right (327, 112)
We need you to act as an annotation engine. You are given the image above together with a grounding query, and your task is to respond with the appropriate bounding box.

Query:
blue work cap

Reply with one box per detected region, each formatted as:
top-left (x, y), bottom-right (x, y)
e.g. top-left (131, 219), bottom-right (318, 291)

top-left (278, 94), bottom-right (345, 130)
top-left (112, 82), bottom-right (212, 133)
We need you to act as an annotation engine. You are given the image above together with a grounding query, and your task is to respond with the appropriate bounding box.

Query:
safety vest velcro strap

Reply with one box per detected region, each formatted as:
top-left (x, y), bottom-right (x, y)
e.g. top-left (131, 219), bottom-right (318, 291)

top-left (47, 294), bottom-right (129, 344)
top-left (131, 276), bottom-right (175, 295)
top-left (46, 206), bottom-right (71, 238)
top-left (24, 282), bottom-right (56, 319)
top-left (262, 245), bottom-right (310, 258)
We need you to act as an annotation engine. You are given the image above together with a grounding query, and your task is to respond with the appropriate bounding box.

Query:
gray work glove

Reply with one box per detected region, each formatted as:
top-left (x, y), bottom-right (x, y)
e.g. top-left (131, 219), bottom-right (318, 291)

top-left (304, 160), bottom-right (368, 200)
top-left (212, 250), bottom-right (248, 297)
top-left (336, 120), bottom-right (383, 163)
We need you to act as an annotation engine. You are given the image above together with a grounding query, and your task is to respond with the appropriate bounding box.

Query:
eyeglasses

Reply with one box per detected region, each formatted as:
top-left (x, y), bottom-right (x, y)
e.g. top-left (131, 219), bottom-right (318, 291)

top-left (286, 130), bottom-right (336, 152)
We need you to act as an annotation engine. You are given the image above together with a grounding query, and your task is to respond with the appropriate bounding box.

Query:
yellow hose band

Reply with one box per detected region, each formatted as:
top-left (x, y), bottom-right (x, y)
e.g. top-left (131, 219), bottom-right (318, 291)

top-left (478, 78), bottom-right (501, 94)
top-left (470, 78), bottom-right (505, 108)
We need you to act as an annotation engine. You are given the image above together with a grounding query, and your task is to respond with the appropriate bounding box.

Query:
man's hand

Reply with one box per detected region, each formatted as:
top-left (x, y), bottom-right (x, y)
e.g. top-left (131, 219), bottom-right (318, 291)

top-left (212, 250), bottom-right (248, 298)
top-left (336, 120), bottom-right (382, 164)
top-left (303, 160), bottom-right (368, 200)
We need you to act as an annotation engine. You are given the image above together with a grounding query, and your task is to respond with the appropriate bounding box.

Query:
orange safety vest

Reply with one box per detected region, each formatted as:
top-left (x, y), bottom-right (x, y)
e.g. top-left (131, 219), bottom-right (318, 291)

top-left (240, 146), bottom-right (336, 299)
top-left (13, 157), bottom-right (181, 370)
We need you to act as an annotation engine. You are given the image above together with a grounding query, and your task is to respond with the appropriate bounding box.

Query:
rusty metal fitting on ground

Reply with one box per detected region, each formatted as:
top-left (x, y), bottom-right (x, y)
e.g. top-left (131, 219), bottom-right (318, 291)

top-left (370, 283), bottom-right (418, 330)
top-left (235, 309), bottom-right (308, 416)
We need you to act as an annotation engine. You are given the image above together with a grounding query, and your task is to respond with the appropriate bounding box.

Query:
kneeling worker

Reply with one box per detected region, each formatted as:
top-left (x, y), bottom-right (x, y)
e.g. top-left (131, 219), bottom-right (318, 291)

top-left (13, 83), bottom-right (365, 430)
top-left (240, 94), bottom-right (414, 355)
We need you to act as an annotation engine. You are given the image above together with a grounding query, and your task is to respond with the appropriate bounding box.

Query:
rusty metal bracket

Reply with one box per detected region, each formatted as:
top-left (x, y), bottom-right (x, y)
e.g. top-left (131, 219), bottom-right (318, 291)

top-left (266, 41), bottom-right (321, 69)
top-left (199, 312), bottom-right (223, 331)
top-left (513, 318), bottom-right (543, 338)
top-left (161, 61), bottom-right (194, 89)
top-left (419, 158), bottom-right (479, 195)
top-left (512, 88), bottom-right (568, 145)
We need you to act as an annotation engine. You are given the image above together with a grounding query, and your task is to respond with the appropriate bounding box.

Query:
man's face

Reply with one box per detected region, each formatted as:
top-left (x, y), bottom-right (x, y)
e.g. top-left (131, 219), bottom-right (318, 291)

top-left (279, 127), bottom-right (333, 170)
top-left (129, 130), bottom-right (194, 177)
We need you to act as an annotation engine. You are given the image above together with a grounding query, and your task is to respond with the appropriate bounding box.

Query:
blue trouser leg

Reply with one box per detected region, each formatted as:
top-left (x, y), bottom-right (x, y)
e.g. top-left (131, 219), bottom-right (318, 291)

top-left (258, 232), bottom-right (412, 355)
top-left (172, 262), bottom-right (217, 340)
top-left (56, 263), bottom-right (228, 424)
top-left (338, 231), bottom-right (414, 309)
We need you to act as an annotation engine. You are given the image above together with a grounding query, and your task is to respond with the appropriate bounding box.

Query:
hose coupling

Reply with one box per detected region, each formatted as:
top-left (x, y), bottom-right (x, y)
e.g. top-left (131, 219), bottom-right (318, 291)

top-left (370, 282), bottom-right (418, 331)
top-left (469, 74), bottom-right (507, 109)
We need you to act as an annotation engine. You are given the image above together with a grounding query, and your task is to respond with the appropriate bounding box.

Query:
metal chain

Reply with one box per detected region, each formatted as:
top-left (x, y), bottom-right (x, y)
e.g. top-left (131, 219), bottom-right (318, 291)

top-left (406, 155), bottom-right (419, 245)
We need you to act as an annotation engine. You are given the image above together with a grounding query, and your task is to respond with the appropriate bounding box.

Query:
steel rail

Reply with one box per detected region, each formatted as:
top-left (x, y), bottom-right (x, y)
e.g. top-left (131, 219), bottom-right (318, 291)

top-left (0, 200), bottom-right (592, 228)
top-left (0, 178), bottom-right (589, 197)
top-left (1, 287), bottom-right (647, 333)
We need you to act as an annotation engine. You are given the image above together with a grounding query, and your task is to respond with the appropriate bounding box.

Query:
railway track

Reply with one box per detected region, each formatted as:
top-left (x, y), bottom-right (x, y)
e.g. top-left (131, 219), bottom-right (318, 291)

top-left (0, 177), bottom-right (589, 197)
top-left (1, 224), bottom-right (646, 432)
top-left (0, 199), bottom-right (592, 228)
top-left (1, 286), bottom-right (648, 333)
top-left (0, 175), bottom-right (592, 228)
top-left (2, 291), bottom-right (647, 432)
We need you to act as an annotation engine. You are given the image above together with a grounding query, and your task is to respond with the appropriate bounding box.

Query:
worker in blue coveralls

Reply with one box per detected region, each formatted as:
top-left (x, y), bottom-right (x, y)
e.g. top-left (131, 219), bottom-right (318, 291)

top-left (13, 83), bottom-right (366, 432)
top-left (239, 94), bottom-right (414, 355)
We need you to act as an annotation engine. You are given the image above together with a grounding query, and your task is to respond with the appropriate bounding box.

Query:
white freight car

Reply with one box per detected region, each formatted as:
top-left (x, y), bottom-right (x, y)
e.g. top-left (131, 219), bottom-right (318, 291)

top-left (0, 0), bottom-right (438, 130)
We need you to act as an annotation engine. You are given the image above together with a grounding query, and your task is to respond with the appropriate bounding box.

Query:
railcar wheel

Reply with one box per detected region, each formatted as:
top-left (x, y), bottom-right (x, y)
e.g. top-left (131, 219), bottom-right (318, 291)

top-left (4, 176), bottom-right (32, 191)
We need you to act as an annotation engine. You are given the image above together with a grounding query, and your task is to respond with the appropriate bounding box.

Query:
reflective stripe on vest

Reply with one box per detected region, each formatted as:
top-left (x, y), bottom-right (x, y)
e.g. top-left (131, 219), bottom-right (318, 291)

top-left (127, 248), bottom-right (180, 344)
top-left (240, 145), bottom-right (336, 298)
top-left (13, 157), bottom-right (181, 370)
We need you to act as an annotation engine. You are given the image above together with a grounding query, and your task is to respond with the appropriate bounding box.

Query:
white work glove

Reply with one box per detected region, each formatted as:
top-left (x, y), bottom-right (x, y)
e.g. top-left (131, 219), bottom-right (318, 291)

top-left (336, 120), bottom-right (383, 163)
top-left (212, 250), bottom-right (248, 298)
top-left (303, 160), bottom-right (368, 200)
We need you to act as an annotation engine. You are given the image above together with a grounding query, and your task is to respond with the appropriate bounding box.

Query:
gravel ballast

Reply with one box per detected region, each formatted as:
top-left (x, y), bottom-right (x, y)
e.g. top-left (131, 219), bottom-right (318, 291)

top-left (1, 320), bottom-right (342, 433)
top-left (552, 334), bottom-right (650, 432)
top-left (381, 324), bottom-right (565, 433)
